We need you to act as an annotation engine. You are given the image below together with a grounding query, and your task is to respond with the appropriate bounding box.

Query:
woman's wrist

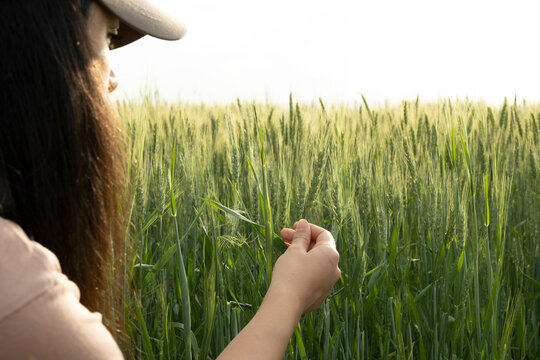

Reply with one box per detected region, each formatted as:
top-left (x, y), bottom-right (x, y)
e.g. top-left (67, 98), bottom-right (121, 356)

top-left (260, 286), bottom-right (303, 326)
top-left (247, 290), bottom-right (302, 354)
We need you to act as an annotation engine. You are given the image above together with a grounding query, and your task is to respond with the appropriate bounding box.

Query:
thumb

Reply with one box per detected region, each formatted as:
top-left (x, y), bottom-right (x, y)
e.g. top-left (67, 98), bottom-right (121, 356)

top-left (291, 219), bottom-right (311, 251)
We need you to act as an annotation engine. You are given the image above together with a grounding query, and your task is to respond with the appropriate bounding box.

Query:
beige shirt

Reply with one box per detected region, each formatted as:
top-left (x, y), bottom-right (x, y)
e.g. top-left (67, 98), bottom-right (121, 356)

top-left (0, 217), bottom-right (124, 360)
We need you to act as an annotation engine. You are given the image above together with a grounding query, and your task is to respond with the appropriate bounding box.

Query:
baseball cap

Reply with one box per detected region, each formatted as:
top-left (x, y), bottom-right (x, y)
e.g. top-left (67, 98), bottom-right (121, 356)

top-left (97, 0), bottom-right (187, 49)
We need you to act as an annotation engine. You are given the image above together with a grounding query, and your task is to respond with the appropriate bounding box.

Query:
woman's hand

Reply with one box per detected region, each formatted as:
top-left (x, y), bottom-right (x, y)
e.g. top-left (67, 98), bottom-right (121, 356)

top-left (266, 219), bottom-right (341, 315)
top-left (217, 219), bottom-right (340, 359)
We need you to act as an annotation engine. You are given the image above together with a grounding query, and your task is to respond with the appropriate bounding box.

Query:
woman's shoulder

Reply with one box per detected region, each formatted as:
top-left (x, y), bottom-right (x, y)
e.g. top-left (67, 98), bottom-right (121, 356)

top-left (0, 217), bottom-right (124, 359)
top-left (0, 216), bottom-right (61, 268)
top-left (0, 217), bottom-right (63, 321)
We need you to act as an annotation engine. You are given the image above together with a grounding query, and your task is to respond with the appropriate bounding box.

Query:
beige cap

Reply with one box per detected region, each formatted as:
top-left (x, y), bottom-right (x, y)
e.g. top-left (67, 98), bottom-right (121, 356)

top-left (98, 0), bottom-right (187, 49)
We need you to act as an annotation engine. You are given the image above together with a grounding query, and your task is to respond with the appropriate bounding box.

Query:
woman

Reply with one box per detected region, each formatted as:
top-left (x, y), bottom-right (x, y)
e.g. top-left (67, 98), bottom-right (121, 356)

top-left (0, 0), bottom-right (341, 359)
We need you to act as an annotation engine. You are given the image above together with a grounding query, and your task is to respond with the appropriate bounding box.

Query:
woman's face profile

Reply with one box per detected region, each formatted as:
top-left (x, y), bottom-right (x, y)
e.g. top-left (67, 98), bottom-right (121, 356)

top-left (86, 2), bottom-right (120, 94)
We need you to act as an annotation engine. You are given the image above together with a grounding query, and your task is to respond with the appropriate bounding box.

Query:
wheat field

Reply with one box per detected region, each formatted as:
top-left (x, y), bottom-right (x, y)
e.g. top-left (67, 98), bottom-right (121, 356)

top-left (119, 95), bottom-right (539, 359)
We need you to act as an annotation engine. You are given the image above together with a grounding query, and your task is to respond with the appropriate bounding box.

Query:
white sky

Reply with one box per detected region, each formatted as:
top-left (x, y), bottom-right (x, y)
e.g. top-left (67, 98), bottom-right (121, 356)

top-left (110, 0), bottom-right (540, 105)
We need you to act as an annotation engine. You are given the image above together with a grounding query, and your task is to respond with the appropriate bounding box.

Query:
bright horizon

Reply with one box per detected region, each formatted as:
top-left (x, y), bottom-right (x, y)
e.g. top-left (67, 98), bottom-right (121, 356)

top-left (110, 0), bottom-right (540, 106)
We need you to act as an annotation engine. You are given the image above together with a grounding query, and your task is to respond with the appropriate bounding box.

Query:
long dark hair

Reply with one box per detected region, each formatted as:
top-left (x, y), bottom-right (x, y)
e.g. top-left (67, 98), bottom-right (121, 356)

top-left (0, 0), bottom-right (126, 338)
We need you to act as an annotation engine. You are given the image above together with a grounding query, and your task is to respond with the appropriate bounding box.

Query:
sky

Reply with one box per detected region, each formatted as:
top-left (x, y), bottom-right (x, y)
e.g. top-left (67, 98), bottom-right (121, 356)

top-left (110, 0), bottom-right (540, 106)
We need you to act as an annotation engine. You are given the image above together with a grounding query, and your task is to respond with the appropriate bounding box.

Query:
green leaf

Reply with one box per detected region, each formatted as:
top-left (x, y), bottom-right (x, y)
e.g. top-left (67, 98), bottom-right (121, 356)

top-left (202, 198), bottom-right (261, 227)
top-left (168, 143), bottom-right (177, 216)
top-left (459, 132), bottom-right (475, 195)
top-left (133, 295), bottom-right (156, 360)
top-left (484, 174), bottom-right (490, 226)
top-left (457, 249), bottom-right (465, 272)
top-left (389, 225), bottom-right (399, 267)
top-left (451, 125), bottom-right (456, 166)
top-left (295, 325), bottom-right (308, 360)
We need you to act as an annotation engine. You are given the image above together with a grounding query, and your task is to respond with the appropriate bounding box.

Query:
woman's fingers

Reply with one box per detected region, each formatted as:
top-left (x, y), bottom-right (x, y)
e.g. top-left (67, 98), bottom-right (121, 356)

top-left (293, 221), bottom-right (328, 240)
top-left (289, 219), bottom-right (311, 251)
top-left (280, 228), bottom-right (295, 242)
top-left (281, 221), bottom-right (335, 249)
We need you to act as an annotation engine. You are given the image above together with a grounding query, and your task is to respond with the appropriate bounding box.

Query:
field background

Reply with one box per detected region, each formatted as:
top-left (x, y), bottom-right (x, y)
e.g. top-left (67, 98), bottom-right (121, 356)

top-left (119, 96), bottom-right (539, 359)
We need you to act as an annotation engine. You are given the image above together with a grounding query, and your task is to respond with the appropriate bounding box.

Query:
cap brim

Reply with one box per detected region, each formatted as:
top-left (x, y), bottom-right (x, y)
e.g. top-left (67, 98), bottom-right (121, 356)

top-left (98, 0), bottom-right (187, 49)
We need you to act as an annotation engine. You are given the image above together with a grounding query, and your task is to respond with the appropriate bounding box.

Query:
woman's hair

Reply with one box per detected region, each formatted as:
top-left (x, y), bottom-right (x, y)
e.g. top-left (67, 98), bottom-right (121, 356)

top-left (0, 0), bottom-right (126, 339)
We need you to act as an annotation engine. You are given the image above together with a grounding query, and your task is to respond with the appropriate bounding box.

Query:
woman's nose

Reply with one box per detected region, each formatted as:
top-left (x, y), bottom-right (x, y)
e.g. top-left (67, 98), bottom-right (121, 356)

top-left (108, 69), bottom-right (118, 93)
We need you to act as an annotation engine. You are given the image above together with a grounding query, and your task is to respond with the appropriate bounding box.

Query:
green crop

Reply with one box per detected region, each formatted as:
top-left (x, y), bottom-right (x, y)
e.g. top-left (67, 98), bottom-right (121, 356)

top-left (120, 95), bottom-right (539, 359)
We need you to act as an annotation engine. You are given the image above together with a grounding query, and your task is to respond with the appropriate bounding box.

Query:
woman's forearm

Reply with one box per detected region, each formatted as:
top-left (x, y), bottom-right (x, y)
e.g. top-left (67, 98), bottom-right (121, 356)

top-left (217, 291), bottom-right (302, 360)
top-left (217, 220), bottom-right (340, 359)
